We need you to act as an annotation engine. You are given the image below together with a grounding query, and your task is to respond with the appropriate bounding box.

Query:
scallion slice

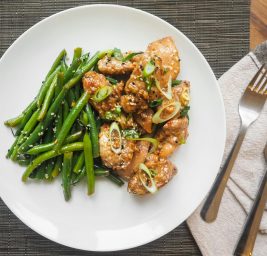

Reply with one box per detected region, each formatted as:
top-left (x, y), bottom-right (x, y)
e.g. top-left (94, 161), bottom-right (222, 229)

top-left (152, 101), bottom-right (181, 124)
top-left (155, 76), bottom-right (172, 100)
top-left (143, 61), bottom-right (155, 77)
top-left (122, 52), bottom-right (143, 62)
top-left (139, 163), bottom-right (157, 194)
top-left (109, 122), bottom-right (122, 154)
top-left (92, 86), bottom-right (112, 103)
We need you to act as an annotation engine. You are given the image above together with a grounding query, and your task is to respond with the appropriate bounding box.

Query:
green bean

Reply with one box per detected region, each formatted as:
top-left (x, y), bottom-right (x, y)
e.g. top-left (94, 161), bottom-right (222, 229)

top-left (18, 109), bottom-right (40, 145)
top-left (22, 142), bottom-right (84, 181)
top-left (80, 110), bottom-right (89, 127)
top-left (73, 152), bottom-right (84, 174)
top-left (71, 166), bottom-right (108, 185)
top-left (15, 100), bottom-right (37, 136)
top-left (106, 171), bottom-right (124, 186)
top-left (62, 152), bottom-right (73, 201)
top-left (94, 167), bottom-right (110, 177)
top-left (38, 76), bottom-right (57, 121)
top-left (64, 58), bottom-right (82, 84)
top-left (17, 159), bottom-right (31, 166)
top-left (37, 65), bottom-right (61, 108)
top-left (6, 136), bottom-right (19, 158)
top-left (18, 88), bottom-right (68, 153)
top-left (51, 156), bottom-right (62, 178)
top-left (55, 92), bottom-right (90, 150)
top-left (71, 167), bottom-right (86, 185)
top-left (65, 130), bottom-right (83, 143)
top-left (5, 98), bottom-right (36, 129)
top-left (45, 49), bottom-right (66, 79)
top-left (4, 114), bottom-right (24, 127)
top-left (61, 60), bottom-right (68, 74)
top-left (72, 47), bottom-right (82, 62)
top-left (10, 108), bottom-right (40, 160)
top-left (85, 104), bottom-right (100, 158)
top-left (55, 72), bottom-right (64, 97)
top-left (83, 133), bottom-right (95, 195)
top-left (27, 130), bottom-right (83, 155)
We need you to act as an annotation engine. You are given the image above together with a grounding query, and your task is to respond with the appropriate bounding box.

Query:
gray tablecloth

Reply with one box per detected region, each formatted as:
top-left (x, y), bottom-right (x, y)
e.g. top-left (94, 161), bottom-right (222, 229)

top-left (0, 1), bottom-right (249, 255)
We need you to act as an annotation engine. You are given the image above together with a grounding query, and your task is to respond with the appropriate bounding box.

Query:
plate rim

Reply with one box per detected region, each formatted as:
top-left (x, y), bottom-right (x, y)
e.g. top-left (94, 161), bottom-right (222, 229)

top-left (0, 4), bottom-right (226, 252)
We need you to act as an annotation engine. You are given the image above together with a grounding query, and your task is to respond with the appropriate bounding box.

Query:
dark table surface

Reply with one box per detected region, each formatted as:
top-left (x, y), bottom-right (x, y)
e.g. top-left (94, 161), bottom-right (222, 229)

top-left (0, 1), bottom-right (249, 255)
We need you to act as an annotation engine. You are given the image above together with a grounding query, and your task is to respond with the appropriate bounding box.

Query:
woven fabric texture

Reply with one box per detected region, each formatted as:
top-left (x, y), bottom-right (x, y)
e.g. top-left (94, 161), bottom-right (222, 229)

top-left (0, 0), bottom-right (249, 255)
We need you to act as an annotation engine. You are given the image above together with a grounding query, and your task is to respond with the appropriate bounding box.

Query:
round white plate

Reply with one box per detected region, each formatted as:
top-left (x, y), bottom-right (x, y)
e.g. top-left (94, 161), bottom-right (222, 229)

top-left (0, 4), bottom-right (225, 251)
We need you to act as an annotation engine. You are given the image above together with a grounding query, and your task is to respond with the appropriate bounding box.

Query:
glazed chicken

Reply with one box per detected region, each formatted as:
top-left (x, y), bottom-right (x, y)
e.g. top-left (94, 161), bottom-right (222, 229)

top-left (98, 53), bottom-right (135, 75)
top-left (82, 37), bottom-right (190, 196)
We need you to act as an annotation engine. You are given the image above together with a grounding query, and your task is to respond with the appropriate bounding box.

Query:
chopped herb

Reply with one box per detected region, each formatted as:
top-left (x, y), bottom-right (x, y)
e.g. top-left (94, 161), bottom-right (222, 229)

top-left (106, 76), bottom-right (118, 85)
top-left (122, 129), bottom-right (140, 139)
top-left (163, 67), bottom-right (169, 74)
top-left (122, 52), bottom-right (143, 62)
top-left (114, 106), bottom-right (122, 114)
top-left (172, 79), bottom-right (182, 87)
top-left (149, 98), bottom-right (163, 108)
top-left (113, 48), bottom-right (123, 61)
top-left (143, 61), bottom-right (155, 77)
top-left (104, 106), bottom-right (122, 121)
top-left (180, 106), bottom-right (190, 118)
top-left (144, 77), bottom-right (152, 92)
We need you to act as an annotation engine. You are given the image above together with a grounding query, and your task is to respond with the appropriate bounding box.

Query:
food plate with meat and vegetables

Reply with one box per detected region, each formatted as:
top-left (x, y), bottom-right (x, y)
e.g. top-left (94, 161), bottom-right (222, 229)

top-left (0, 5), bottom-right (225, 251)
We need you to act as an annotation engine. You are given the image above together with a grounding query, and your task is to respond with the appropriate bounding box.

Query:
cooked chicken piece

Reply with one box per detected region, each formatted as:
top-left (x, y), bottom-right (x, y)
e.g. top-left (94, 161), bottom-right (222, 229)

top-left (155, 117), bottom-right (189, 158)
top-left (82, 71), bottom-right (109, 95)
top-left (128, 153), bottom-right (177, 195)
top-left (147, 36), bottom-right (180, 80)
top-left (98, 55), bottom-right (134, 75)
top-left (82, 71), bottom-right (124, 118)
top-left (122, 141), bottom-right (150, 180)
top-left (133, 108), bottom-right (154, 133)
top-left (99, 123), bottom-right (136, 173)
top-left (120, 68), bottom-right (149, 113)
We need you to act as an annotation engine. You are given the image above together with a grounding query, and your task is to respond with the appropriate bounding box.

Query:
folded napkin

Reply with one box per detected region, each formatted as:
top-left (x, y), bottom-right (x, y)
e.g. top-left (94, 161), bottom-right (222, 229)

top-left (187, 41), bottom-right (267, 256)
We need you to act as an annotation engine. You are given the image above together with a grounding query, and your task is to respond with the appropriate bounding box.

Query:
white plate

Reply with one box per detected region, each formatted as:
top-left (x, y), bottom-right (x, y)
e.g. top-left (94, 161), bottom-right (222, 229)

top-left (0, 4), bottom-right (226, 251)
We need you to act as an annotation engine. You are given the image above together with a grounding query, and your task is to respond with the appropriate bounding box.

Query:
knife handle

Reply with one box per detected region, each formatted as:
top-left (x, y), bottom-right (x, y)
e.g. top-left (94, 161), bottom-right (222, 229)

top-left (201, 125), bottom-right (247, 222)
top-left (234, 169), bottom-right (267, 256)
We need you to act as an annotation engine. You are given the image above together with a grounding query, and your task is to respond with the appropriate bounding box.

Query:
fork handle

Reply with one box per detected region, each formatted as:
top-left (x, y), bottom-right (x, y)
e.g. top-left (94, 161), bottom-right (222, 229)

top-left (200, 125), bottom-right (247, 222)
top-left (234, 169), bottom-right (267, 256)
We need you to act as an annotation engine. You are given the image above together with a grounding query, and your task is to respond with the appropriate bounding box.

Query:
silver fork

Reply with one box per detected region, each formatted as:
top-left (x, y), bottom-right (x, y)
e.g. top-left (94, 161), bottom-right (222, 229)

top-left (201, 64), bottom-right (267, 222)
top-left (234, 142), bottom-right (267, 256)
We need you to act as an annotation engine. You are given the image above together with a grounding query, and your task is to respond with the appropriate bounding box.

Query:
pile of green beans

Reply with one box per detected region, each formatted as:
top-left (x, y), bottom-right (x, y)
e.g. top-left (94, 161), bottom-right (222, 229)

top-left (4, 48), bottom-right (124, 201)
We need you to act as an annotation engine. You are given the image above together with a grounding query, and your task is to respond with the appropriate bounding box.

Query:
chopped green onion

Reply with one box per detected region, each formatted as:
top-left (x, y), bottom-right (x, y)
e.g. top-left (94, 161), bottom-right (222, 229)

top-left (143, 61), bottom-right (155, 77)
top-left (92, 86), bottom-right (113, 103)
top-left (109, 122), bottom-right (122, 154)
top-left (152, 101), bottom-right (181, 124)
top-left (155, 76), bottom-right (172, 100)
top-left (127, 137), bottom-right (158, 153)
top-left (122, 52), bottom-right (143, 62)
top-left (106, 76), bottom-right (118, 85)
top-left (122, 129), bottom-right (140, 139)
top-left (172, 79), bottom-right (182, 86)
top-left (180, 106), bottom-right (190, 118)
top-left (104, 106), bottom-right (121, 121)
top-left (139, 163), bottom-right (157, 194)
top-left (149, 98), bottom-right (163, 108)
top-left (113, 48), bottom-right (123, 61)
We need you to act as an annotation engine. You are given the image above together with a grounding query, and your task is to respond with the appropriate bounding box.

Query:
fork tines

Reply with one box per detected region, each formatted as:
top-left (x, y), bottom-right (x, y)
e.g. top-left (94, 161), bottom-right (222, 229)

top-left (249, 64), bottom-right (267, 94)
